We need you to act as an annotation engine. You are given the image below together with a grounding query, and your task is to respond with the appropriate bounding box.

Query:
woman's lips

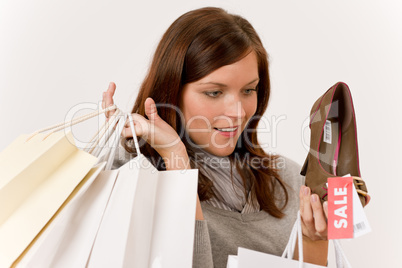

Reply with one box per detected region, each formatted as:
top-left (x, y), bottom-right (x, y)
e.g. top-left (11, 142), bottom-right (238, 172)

top-left (213, 126), bottom-right (239, 137)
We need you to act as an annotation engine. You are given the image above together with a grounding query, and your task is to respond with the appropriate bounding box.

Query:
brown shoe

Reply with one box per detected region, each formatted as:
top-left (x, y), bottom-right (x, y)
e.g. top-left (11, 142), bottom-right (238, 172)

top-left (301, 82), bottom-right (368, 206)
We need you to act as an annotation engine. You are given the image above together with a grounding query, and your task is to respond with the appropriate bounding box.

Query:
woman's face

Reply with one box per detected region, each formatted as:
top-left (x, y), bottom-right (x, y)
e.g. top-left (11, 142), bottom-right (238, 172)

top-left (180, 52), bottom-right (259, 156)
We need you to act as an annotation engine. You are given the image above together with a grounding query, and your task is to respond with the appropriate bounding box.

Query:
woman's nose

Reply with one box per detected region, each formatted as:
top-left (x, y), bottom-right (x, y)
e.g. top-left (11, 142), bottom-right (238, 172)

top-left (223, 96), bottom-right (246, 119)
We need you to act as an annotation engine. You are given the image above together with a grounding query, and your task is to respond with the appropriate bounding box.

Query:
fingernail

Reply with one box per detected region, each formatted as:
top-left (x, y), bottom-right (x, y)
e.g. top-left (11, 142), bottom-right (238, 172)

top-left (108, 82), bottom-right (113, 88)
top-left (304, 187), bottom-right (309, 196)
top-left (311, 195), bottom-right (317, 202)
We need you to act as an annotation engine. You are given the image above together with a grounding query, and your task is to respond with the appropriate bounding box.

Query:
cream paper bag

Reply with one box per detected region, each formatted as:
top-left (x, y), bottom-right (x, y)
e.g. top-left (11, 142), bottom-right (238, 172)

top-left (15, 163), bottom-right (119, 268)
top-left (15, 108), bottom-right (127, 268)
top-left (0, 131), bottom-right (97, 268)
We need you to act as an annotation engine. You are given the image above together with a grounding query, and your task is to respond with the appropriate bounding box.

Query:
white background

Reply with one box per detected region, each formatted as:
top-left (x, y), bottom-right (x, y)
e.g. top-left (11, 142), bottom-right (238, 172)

top-left (1, 0), bottom-right (401, 267)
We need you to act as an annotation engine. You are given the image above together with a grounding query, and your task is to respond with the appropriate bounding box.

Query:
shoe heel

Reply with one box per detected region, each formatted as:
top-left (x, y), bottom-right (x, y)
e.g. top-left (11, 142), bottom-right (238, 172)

top-left (300, 157), bottom-right (308, 176)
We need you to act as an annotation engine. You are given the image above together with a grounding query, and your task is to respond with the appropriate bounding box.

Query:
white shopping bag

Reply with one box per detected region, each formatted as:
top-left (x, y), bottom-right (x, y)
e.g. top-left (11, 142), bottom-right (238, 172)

top-left (88, 153), bottom-right (198, 268)
top-left (229, 211), bottom-right (351, 268)
top-left (226, 255), bottom-right (238, 268)
top-left (236, 247), bottom-right (324, 268)
top-left (87, 115), bottom-right (199, 268)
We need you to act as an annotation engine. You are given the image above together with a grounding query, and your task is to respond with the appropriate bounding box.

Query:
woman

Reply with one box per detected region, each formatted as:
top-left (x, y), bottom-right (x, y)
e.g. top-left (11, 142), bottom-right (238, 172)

top-left (104, 7), bottom-right (329, 267)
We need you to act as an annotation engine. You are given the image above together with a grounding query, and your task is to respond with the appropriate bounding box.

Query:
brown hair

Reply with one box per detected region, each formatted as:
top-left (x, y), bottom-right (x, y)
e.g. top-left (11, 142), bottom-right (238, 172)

top-left (123, 7), bottom-right (288, 218)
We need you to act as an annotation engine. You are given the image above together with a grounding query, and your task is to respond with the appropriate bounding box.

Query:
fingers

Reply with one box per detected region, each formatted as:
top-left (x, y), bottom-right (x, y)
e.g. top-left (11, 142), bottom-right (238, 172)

top-left (310, 196), bottom-right (327, 235)
top-left (323, 201), bottom-right (328, 218)
top-left (121, 113), bottom-right (149, 139)
top-left (366, 194), bottom-right (371, 206)
top-left (299, 186), bottom-right (328, 240)
top-left (144, 97), bottom-right (160, 122)
top-left (102, 92), bottom-right (106, 110)
top-left (300, 186), bottom-right (312, 220)
top-left (106, 82), bottom-right (116, 107)
top-left (121, 97), bottom-right (160, 141)
top-left (121, 125), bottom-right (133, 138)
top-left (300, 186), bottom-right (314, 235)
top-left (103, 82), bottom-right (116, 119)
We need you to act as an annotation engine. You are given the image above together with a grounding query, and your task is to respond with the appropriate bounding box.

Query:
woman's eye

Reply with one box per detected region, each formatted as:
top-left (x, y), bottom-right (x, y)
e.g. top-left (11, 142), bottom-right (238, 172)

top-left (244, 88), bottom-right (257, 95)
top-left (204, 91), bottom-right (222, 97)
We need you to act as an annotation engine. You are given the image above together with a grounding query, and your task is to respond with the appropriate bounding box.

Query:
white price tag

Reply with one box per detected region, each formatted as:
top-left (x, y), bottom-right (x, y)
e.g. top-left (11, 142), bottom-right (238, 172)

top-left (341, 174), bottom-right (371, 238)
top-left (351, 181), bottom-right (371, 237)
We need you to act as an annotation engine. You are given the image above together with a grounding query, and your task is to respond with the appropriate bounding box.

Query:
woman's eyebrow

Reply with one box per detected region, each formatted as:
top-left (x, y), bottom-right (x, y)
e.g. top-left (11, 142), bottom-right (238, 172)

top-left (196, 81), bottom-right (228, 87)
top-left (245, 78), bottom-right (260, 85)
top-left (196, 78), bottom-right (260, 87)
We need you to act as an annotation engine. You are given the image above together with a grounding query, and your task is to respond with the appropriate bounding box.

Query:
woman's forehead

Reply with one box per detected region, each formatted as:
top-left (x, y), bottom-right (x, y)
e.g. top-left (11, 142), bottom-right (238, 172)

top-left (192, 52), bottom-right (259, 86)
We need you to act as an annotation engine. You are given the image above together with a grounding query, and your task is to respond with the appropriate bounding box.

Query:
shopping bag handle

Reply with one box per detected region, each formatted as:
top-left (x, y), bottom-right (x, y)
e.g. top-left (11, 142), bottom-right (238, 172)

top-left (282, 211), bottom-right (304, 266)
top-left (94, 113), bottom-right (128, 170)
top-left (281, 210), bottom-right (352, 268)
top-left (26, 105), bottom-right (118, 141)
top-left (85, 108), bottom-right (123, 154)
top-left (333, 240), bottom-right (352, 268)
top-left (97, 113), bottom-right (141, 170)
top-left (127, 113), bottom-right (141, 155)
top-left (90, 113), bottom-right (140, 170)
top-left (25, 104), bottom-right (133, 171)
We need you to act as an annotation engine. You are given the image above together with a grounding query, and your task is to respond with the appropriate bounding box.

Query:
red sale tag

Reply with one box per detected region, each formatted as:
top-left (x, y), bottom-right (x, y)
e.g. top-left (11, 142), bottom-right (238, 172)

top-left (327, 177), bottom-right (354, 239)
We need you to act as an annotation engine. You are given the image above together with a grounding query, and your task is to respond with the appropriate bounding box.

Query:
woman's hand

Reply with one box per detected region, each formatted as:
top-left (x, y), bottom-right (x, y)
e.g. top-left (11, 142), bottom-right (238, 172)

top-left (299, 179), bottom-right (371, 242)
top-left (124, 97), bottom-right (185, 159)
top-left (101, 82), bottom-right (187, 164)
top-left (102, 82), bottom-right (117, 119)
top-left (299, 185), bottom-right (328, 241)
top-left (297, 185), bottom-right (329, 265)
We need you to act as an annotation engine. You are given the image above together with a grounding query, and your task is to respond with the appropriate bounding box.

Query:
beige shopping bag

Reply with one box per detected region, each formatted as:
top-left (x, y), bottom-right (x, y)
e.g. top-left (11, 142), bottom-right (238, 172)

top-left (0, 131), bottom-right (97, 267)
top-left (15, 111), bottom-right (127, 268)
top-left (15, 163), bottom-right (120, 268)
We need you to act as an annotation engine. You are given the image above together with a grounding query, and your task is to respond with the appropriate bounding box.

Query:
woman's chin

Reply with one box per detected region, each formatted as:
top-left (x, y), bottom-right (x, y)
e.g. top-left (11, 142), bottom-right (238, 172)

top-left (203, 145), bottom-right (236, 157)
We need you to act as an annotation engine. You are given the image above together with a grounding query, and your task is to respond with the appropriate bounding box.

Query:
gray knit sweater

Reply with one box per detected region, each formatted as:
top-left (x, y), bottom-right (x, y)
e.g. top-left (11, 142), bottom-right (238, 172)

top-left (192, 156), bottom-right (303, 268)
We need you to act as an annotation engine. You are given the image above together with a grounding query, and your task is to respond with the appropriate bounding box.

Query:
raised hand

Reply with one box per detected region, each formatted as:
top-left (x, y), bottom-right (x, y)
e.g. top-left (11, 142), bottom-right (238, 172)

top-left (101, 82), bottom-right (188, 168)
top-left (123, 97), bottom-right (185, 159)
top-left (102, 82), bottom-right (117, 119)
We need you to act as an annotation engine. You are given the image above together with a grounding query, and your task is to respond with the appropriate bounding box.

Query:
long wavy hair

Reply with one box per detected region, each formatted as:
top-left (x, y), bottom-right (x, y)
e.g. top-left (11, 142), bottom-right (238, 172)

top-left (123, 7), bottom-right (289, 218)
